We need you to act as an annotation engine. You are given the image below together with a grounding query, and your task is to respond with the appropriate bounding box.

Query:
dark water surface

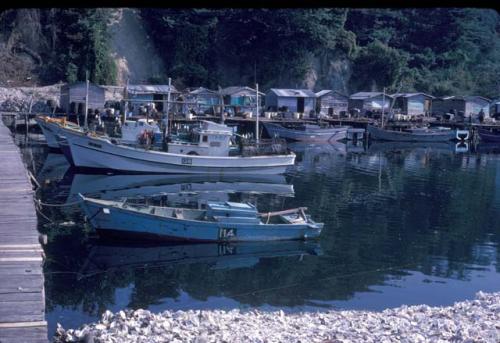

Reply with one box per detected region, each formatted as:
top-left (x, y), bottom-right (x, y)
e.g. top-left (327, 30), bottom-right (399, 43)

top-left (15, 134), bottom-right (500, 338)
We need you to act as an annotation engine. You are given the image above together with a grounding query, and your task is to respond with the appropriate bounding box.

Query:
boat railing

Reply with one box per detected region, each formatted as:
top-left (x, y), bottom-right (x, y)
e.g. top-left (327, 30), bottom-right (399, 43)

top-left (240, 137), bottom-right (289, 156)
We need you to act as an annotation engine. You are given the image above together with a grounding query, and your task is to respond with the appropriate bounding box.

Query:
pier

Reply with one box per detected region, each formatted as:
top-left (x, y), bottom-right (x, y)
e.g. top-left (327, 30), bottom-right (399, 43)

top-left (0, 118), bottom-right (47, 342)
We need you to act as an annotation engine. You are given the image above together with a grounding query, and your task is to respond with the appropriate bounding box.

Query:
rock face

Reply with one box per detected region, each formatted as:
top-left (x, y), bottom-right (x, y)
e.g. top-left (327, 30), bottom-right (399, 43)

top-left (108, 8), bottom-right (166, 86)
top-left (0, 84), bottom-right (61, 113)
top-left (53, 291), bottom-right (500, 343)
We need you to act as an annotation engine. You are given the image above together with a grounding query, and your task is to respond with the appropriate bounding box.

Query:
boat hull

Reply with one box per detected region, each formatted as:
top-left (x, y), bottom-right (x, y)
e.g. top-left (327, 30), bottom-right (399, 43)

top-left (477, 128), bottom-right (500, 143)
top-left (65, 129), bottom-right (295, 174)
top-left (264, 123), bottom-right (348, 142)
top-left (367, 125), bottom-right (457, 142)
top-left (80, 199), bottom-right (322, 242)
top-left (35, 118), bottom-right (61, 148)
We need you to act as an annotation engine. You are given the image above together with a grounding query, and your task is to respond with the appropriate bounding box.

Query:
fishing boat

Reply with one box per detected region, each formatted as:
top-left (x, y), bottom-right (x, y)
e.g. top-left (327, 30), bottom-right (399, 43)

top-left (477, 127), bottom-right (500, 143)
top-left (62, 121), bottom-right (295, 174)
top-left (79, 194), bottom-right (323, 242)
top-left (35, 116), bottom-right (81, 148)
top-left (367, 125), bottom-right (468, 142)
top-left (263, 122), bottom-right (349, 142)
top-left (36, 115), bottom-right (161, 149)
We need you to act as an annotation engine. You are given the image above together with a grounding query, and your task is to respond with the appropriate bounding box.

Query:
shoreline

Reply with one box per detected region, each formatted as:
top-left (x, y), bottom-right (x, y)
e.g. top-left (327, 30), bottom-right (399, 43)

top-left (54, 291), bottom-right (500, 342)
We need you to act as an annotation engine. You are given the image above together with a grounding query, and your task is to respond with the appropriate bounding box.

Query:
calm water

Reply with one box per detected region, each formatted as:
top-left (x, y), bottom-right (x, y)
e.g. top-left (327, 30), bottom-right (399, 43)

top-left (14, 134), bottom-right (500, 338)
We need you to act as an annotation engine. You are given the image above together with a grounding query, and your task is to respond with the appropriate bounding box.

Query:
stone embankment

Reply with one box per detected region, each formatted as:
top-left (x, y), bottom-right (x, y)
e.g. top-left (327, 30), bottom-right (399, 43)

top-left (54, 291), bottom-right (500, 343)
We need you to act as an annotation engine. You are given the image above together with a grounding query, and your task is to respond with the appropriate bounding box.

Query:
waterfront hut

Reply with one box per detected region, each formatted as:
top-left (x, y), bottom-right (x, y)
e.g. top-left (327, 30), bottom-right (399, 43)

top-left (184, 87), bottom-right (222, 115)
top-left (60, 82), bottom-right (106, 114)
top-left (221, 86), bottom-right (264, 115)
top-left (315, 90), bottom-right (349, 116)
top-left (391, 93), bottom-right (434, 117)
top-left (126, 84), bottom-right (180, 115)
top-left (348, 92), bottom-right (393, 116)
top-left (432, 96), bottom-right (491, 118)
top-left (265, 89), bottom-right (317, 115)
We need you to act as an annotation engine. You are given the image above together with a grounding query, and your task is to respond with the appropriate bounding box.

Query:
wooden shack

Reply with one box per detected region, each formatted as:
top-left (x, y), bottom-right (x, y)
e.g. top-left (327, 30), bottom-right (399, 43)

top-left (126, 84), bottom-right (180, 114)
top-left (60, 82), bottom-right (106, 114)
top-left (266, 89), bottom-right (317, 114)
top-left (348, 92), bottom-right (393, 116)
top-left (392, 93), bottom-right (434, 116)
top-left (432, 96), bottom-right (491, 118)
top-left (221, 86), bottom-right (264, 115)
top-left (184, 87), bottom-right (222, 115)
top-left (315, 90), bottom-right (348, 116)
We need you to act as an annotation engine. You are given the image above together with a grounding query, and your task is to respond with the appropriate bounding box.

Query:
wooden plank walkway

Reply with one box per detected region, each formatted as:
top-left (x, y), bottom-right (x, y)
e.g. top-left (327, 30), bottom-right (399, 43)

top-left (0, 119), bottom-right (47, 343)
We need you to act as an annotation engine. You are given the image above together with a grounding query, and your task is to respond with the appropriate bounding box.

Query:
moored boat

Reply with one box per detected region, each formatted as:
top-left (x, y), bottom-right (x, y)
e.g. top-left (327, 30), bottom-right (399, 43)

top-left (367, 125), bottom-right (465, 142)
top-left (35, 116), bottom-right (81, 148)
top-left (477, 127), bottom-right (500, 143)
top-left (79, 195), bottom-right (323, 242)
top-left (62, 120), bottom-right (295, 174)
top-left (263, 122), bottom-right (349, 142)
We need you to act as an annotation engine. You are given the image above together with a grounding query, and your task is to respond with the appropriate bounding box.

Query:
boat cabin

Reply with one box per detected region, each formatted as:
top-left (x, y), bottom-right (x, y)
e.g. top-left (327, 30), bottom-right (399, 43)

top-left (121, 118), bottom-right (161, 143)
top-left (167, 121), bottom-right (234, 156)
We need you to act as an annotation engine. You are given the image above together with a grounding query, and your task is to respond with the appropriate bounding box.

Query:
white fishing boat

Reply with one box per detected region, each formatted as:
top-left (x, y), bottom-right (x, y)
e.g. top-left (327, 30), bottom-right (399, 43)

top-left (263, 122), bottom-right (349, 142)
top-left (62, 120), bottom-right (295, 174)
top-left (79, 195), bottom-right (323, 242)
top-left (36, 115), bottom-right (161, 149)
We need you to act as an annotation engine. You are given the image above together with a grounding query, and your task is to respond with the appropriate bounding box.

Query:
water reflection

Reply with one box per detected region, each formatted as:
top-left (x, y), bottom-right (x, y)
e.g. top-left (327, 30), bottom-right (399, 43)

top-left (12, 135), bottom-right (500, 337)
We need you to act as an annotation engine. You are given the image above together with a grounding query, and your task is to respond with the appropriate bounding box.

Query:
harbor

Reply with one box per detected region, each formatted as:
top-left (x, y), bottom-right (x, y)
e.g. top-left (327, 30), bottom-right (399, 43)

top-left (0, 7), bottom-right (499, 342)
top-left (2, 109), bottom-right (500, 341)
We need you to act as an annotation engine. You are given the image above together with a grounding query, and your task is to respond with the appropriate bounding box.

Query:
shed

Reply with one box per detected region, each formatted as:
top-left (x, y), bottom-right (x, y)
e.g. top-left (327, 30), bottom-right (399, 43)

top-left (392, 93), bottom-right (434, 116)
top-left (432, 96), bottom-right (491, 118)
top-left (60, 82), bottom-right (106, 114)
top-left (183, 87), bottom-right (222, 115)
top-left (348, 92), bottom-right (393, 116)
top-left (126, 84), bottom-right (180, 114)
top-left (221, 86), bottom-right (264, 114)
top-left (266, 89), bottom-right (317, 114)
top-left (315, 90), bottom-right (348, 116)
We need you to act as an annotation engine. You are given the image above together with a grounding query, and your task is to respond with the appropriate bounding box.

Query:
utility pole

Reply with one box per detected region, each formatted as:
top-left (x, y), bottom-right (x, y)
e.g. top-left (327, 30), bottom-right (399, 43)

top-left (256, 83), bottom-right (260, 143)
top-left (84, 78), bottom-right (89, 131)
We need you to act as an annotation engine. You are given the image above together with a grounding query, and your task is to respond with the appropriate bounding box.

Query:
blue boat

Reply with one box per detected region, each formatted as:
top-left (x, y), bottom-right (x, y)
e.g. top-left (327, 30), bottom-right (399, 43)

top-left (79, 194), bottom-right (323, 242)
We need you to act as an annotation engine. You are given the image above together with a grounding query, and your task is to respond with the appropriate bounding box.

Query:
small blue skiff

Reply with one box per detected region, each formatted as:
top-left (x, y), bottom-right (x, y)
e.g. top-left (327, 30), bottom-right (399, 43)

top-left (79, 194), bottom-right (323, 242)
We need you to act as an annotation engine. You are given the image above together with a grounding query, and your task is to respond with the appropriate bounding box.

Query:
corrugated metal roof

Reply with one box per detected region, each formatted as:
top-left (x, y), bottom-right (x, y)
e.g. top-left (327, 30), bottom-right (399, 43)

top-left (350, 92), bottom-right (393, 99)
top-left (188, 87), bottom-right (218, 95)
top-left (127, 84), bottom-right (179, 95)
top-left (315, 90), bottom-right (347, 98)
top-left (392, 92), bottom-right (435, 99)
top-left (438, 95), bottom-right (491, 102)
top-left (221, 86), bottom-right (264, 96)
top-left (269, 88), bottom-right (316, 98)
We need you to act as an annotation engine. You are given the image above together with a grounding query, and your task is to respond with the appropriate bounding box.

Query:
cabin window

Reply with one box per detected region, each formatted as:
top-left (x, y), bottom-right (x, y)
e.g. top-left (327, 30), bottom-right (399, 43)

top-left (202, 135), bottom-right (208, 142)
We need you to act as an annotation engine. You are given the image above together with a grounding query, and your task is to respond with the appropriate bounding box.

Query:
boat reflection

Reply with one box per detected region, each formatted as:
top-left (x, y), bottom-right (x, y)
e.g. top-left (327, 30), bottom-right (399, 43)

top-left (36, 153), bottom-right (70, 184)
top-left (367, 141), bottom-right (469, 154)
top-left (79, 240), bottom-right (322, 277)
top-left (65, 172), bottom-right (294, 205)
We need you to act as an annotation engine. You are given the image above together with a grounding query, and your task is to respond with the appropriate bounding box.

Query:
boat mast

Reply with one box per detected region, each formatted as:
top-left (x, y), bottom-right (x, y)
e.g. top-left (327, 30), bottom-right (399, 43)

top-left (381, 87), bottom-right (385, 129)
top-left (256, 83), bottom-right (260, 143)
top-left (84, 79), bottom-right (89, 131)
top-left (166, 77), bottom-right (172, 136)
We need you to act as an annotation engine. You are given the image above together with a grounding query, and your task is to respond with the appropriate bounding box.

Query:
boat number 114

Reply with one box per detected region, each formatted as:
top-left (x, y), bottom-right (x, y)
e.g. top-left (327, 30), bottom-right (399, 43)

top-left (219, 228), bottom-right (237, 240)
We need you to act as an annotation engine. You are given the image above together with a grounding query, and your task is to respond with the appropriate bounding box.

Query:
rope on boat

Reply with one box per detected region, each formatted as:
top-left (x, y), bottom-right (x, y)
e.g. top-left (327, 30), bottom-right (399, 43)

top-left (35, 198), bottom-right (83, 207)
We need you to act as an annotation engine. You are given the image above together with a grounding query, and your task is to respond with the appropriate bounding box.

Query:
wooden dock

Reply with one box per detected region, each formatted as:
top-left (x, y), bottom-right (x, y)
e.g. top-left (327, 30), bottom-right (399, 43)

top-left (0, 119), bottom-right (47, 342)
